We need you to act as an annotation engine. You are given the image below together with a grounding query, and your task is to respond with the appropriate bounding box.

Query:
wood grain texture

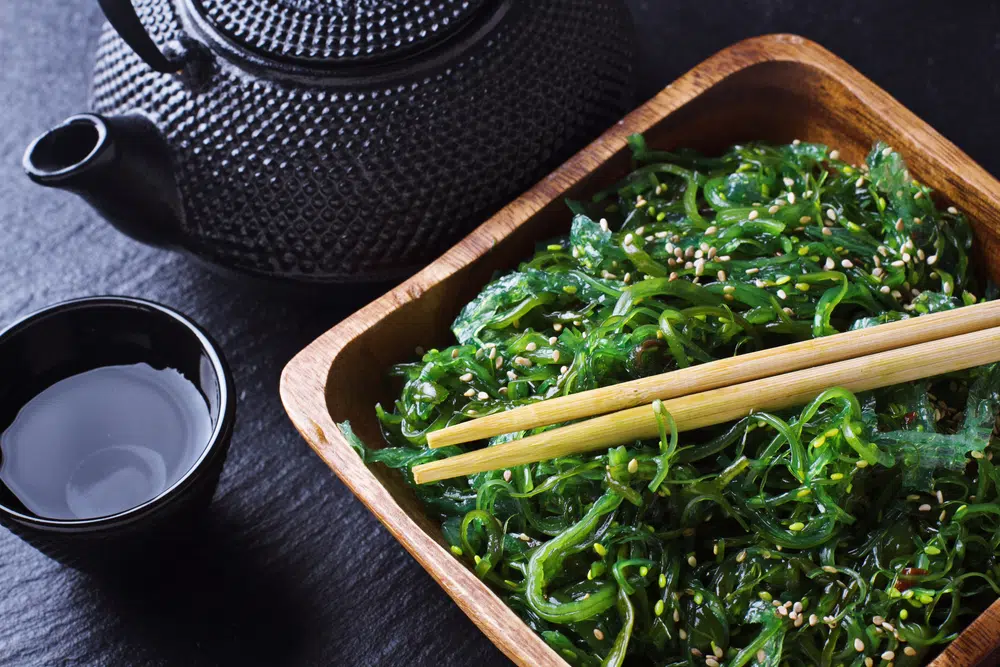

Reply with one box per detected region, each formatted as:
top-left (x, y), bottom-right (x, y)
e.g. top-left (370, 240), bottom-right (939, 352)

top-left (426, 300), bottom-right (1000, 449)
top-left (280, 34), bottom-right (1000, 667)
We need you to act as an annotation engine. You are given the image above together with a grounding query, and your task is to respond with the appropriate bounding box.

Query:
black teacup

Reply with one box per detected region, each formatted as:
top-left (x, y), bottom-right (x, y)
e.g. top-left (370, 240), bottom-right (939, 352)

top-left (0, 296), bottom-right (235, 567)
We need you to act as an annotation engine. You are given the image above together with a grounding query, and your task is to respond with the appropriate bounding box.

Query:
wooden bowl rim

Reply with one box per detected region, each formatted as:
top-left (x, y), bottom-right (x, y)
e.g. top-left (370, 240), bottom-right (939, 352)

top-left (280, 33), bottom-right (1000, 667)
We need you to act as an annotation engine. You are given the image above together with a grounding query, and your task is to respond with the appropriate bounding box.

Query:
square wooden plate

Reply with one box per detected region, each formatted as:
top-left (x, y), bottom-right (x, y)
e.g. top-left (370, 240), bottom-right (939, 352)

top-left (280, 34), bottom-right (1000, 666)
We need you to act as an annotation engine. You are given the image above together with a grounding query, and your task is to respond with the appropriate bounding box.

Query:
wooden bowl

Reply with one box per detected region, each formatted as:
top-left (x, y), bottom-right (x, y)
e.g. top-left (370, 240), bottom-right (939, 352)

top-left (280, 34), bottom-right (1000, 666)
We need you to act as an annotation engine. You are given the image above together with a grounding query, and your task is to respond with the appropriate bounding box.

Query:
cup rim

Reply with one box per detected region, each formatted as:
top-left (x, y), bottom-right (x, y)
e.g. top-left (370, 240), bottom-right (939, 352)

top-left (0, 295), bottom-right (235, 529)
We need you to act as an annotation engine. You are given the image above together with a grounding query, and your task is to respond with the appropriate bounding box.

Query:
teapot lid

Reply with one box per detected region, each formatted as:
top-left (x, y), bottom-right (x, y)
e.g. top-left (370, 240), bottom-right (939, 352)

top-left (189, 0), bottom-right (493, 67)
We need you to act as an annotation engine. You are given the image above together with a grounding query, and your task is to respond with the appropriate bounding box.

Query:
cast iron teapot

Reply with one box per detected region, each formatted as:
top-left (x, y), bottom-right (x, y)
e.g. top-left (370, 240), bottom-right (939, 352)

top-left (24, 0), bottom-right (635, 283)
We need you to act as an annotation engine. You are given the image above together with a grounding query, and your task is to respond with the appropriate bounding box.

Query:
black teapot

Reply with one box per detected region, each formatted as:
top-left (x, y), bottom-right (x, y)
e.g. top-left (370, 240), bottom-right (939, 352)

top-left (24, 0), bottom-right (635, 283)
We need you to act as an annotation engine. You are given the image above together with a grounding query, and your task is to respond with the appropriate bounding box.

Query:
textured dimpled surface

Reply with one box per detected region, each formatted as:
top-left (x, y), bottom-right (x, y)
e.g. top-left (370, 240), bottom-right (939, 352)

top-left (193, 0), bottom-right (490, 64)
top-left (90, 1), bottom-right (635, 282)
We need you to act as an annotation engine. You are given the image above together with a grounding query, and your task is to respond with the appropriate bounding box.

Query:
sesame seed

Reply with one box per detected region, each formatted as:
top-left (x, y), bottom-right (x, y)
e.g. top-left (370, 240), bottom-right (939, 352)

top-left (855, 638), bottom-right (865, 652)
top-left (826, 209), bottom-right (837, 221)
top-left (809, 614), bottom-right (818, 626)
top-left (882, 147), bottom-right (892, 156)
top-left (495, 356), bottom-right (503, 369)
top-left (694, 259), bottom-right (705, 276)
top-left (904, 646), bottom-right (917, 657)
top-left (681, 630), bottom-right (689, 641)
top-left (593, 628), bottom-right (604, 641)
top-left (799, 215), bottom-right (812, 224)
top-left (793, 601), bottom-right (803, 613)
top-left (687, 554), bottom-right (697, 567)
top-left (719, 255), bottom-right (731, 261)
top-left (768, 205), bottom-right (780, 214)
top-left (525, 342), bottom-right (537, 352)
top-left (902, 253), bottom-right (911, 263)
top-left (694, 249), bottom-right (704, 259)
top-left (777, 289), bottom-right (788, 300)
top-left (477, 391), bottom-right (489, 400)
top-left (926, 254), bottom-right (938, 265)
top-left (882, 622), bottom-right (895, 632)
top-left (948, 206), bottom-right (958, 214)
top-left (507, 370), bottom-right (517, 381)
top-left (936, 489), bottom-right (944, 504)
top-left (939, 509), bottom-right (947, 522)
top-left (787, 192), bottom-right (797, 204)
top-left (914, 191), bottom-right (923, 200)
top-left (757, 649), bottom-right (767, 663)
top-left (777, 606), bottom-right (788, 616)
top-left (891, 260), bottom-right (905, 268)
top-left (706, 658), bottom-right (720, 667)
top-left (830, 149), bottom-right (840, 160)
top-left (553, 322), bottom-right (563, 331)
top-left (822, 566), bottom-right (837, 573)
top-left (820, 226), bottom-right (832, 237)
top-left (841, 259), bottom-right (854, 268)
top-left (856, 176), bottom-right (865, 187)
top-left (782, 307), bottom-right (794, 315)
top-left (559, 365), bottom-right (569, 374)
top-left (627, 458), bottom-right (638, 474)
top-left (502, 469), bottom-right (512, 482)
top-left (514, 356), bottom-right (532, 367)
top-left (919, 503), bottom-right (932, 511)
top-left (793, 139), bottom-right (801, 145)
top-left (745, 267), bottom-right (760, 274)
top-left (783, 177), bottom-right (795, 188)
top-left (635, 226), bottom-right (645, 236)
top-left (882, 651), bottom-right (895, 661)
top-left (705, 225), bottom-right (718, 235)
top-left (748, 209), bottom-right (759, 220)
top-left (463, 388), bottom-right (475, 397)
top-left (865, 659), bottom-right (873, 667)
top-left (668, 272), bottom-right (678, 281)
top-left (460, 372), bottom-right (474, 382)
top-left (673, 609), bottom-right (680, 622)
top-left (717, 270), bottom-right (727, 281)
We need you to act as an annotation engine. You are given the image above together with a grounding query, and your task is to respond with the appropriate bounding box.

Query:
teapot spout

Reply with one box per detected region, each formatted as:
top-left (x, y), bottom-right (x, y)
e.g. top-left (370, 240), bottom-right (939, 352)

top-left (23, 114), bottom-right (183, 248)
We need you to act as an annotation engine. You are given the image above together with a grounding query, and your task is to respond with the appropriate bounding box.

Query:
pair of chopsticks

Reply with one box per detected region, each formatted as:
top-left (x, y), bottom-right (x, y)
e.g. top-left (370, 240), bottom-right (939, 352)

top-left (412, 300), bottom-right (1000, 484)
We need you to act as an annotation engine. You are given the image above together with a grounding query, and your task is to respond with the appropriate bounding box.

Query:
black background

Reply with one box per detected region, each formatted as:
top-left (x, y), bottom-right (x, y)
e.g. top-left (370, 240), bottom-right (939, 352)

top-left (1, 2), bottom-right (998, 665)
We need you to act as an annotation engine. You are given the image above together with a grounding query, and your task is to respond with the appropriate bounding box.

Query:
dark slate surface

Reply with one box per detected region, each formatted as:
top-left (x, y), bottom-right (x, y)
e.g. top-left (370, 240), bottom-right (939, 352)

top-left (0, 2), bottom-right (997, 665)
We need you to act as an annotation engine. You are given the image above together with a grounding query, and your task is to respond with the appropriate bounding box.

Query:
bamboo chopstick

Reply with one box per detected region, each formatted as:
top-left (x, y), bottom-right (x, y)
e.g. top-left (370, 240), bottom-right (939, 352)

top-left (412, 325), bottom-right (1000, 484)
top-left (426, 300), bottom-right (1000, 449)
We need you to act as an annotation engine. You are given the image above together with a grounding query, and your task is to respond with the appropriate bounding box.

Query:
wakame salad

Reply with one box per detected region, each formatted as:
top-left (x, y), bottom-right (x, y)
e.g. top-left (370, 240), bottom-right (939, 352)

top-left (346, 137), bottom-right (1000, 666)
